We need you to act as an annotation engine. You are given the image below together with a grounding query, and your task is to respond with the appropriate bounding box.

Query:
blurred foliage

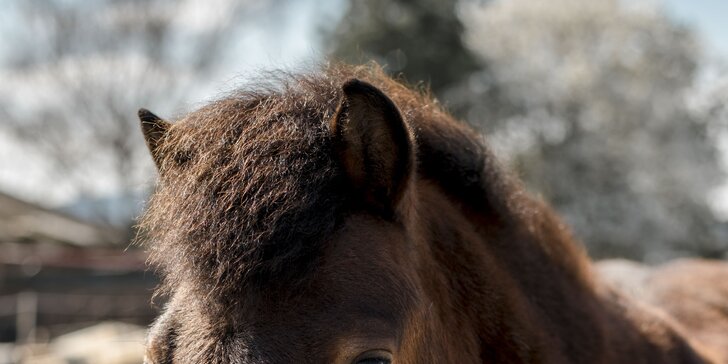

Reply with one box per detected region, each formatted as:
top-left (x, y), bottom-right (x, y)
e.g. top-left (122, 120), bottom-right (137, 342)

top-left (327, 0), bottom-right (728, 261)
top-left (327, 0), bottom-right (483, 104)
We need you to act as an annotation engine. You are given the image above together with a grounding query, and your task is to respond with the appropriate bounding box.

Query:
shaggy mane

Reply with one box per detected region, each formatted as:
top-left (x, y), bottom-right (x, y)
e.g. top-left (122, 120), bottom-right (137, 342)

top-left (139, 62), bottom-right (510, 300)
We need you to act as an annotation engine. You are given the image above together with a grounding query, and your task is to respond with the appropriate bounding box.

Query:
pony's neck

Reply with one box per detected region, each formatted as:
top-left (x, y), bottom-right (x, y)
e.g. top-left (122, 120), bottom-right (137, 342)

top-left (409, 114), bottom-right (710, 361)
top-left (417, 180), bottom-right (710, 363)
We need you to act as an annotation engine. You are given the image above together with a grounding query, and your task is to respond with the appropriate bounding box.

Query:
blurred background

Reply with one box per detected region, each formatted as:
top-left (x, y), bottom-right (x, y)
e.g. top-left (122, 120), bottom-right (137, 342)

top-left (0, 0), bottom-right (726, 362)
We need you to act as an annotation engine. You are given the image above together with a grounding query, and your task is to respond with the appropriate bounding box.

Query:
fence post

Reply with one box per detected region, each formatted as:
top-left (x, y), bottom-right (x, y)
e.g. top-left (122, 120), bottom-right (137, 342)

top-left (15, 291), bottom-right (37, 345)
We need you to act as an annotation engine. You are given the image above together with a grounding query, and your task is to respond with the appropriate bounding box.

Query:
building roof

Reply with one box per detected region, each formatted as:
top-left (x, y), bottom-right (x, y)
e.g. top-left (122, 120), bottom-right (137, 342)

top-left (0, 192), bottom-right (126, 247)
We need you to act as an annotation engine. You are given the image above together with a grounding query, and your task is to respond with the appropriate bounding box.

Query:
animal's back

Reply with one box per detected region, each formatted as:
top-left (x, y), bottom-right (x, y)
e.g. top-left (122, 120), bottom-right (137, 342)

top-left (597, 259), bottom-right (728, 362)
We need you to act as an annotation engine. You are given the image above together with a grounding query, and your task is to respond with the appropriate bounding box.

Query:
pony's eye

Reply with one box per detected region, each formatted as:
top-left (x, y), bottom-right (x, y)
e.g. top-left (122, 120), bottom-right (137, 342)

top-left (356, 359), bottom-right (390, 364)
top-left (353, 350), bottom-right (392, 364)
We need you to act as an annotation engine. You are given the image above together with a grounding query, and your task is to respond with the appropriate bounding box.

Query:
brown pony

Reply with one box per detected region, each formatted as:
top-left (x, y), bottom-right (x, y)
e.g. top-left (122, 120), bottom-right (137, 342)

top-left (137, 63), bottom-right (728, 363)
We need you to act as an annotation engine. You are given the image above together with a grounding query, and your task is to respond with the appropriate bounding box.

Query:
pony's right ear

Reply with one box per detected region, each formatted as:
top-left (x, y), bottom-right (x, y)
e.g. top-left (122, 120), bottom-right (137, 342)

top-left (331, 79), bottom-right (414, 218)
top-left (138, 108), bottom-right (171, 169)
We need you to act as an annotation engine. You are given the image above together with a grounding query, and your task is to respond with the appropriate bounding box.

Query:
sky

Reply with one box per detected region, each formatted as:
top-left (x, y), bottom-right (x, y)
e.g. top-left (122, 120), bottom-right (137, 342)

top-left (663, 0), bottom-right (728, 58)
top-left (0, 0), bottom-right (726, 211)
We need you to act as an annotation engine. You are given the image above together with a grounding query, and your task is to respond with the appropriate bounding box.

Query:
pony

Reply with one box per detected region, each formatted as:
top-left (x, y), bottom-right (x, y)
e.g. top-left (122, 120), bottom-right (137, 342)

top-left (137, 63), bottom-right (728, 363)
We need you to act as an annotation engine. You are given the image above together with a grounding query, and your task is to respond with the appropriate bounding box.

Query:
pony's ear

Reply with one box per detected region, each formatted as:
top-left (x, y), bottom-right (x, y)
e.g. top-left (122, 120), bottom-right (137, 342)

top-left (138, 108), bottom-right (171, 169)
top-left (331, 79), bottom-right (414, 217)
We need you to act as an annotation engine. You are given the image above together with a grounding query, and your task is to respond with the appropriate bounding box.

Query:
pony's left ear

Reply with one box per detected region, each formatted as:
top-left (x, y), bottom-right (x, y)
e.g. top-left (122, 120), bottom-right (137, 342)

top-left (138, 108), bottom-right (171, 169)
top-left (331, 79), bottom-right (414, 217)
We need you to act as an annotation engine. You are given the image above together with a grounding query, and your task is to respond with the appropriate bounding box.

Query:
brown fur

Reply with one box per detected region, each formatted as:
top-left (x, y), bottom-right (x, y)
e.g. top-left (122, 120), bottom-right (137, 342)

top-left (138, 62), bottom-right (728, 363)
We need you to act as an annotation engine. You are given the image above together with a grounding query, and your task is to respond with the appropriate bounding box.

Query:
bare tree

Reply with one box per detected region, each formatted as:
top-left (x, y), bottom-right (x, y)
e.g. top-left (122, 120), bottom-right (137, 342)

top-left (0, 0), bottom-right (269, 230)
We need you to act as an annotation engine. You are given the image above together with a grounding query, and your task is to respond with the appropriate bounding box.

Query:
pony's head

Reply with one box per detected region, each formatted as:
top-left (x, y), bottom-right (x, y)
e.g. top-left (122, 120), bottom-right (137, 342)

top-left (139, 64), bottom-right (535, 364)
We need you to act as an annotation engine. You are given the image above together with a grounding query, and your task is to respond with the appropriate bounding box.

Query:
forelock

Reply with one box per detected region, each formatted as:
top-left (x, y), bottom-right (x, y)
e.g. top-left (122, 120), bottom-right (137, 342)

top-left (140, 66), bottom-right (354, 301)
